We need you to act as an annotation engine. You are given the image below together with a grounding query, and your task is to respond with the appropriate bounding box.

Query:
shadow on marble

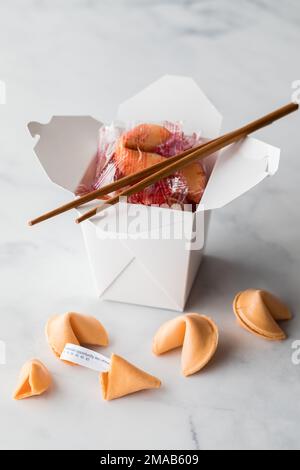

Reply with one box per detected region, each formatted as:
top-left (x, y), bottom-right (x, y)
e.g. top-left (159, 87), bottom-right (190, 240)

top-left (187, 254), bottom-right (296, 312)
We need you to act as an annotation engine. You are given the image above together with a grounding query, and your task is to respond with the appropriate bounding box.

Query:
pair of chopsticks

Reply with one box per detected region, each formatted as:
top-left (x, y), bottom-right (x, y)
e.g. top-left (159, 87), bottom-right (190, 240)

top-left (28, 102), bottom-right (298, 227)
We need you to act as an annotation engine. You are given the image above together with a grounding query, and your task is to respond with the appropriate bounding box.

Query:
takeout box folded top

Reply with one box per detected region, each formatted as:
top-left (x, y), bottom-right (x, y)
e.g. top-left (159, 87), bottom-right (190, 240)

top-left (28, 75), bottom-right (280, 236)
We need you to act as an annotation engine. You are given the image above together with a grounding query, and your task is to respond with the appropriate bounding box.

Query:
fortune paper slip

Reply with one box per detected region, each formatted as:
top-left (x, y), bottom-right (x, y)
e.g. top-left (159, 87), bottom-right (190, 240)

top-left (100, 353), bottom-right (161, 401)
top-left (60, 344), bottom-right (161, 401)
top-left (153, 313), bottom-right (218, 376)
top-left (233, 289), bottom-right (292, 340)
top-left (46, 312), bottom-right (108, 360)
top-left (13, 359), bottom-right (52, 400)
top-left (60, 344), bottom-right (111, 372)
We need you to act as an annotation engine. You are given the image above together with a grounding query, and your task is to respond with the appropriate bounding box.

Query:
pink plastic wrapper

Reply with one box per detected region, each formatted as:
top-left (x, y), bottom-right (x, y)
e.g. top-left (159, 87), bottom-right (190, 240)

top-left (76, 122), bottom-right (208, 208)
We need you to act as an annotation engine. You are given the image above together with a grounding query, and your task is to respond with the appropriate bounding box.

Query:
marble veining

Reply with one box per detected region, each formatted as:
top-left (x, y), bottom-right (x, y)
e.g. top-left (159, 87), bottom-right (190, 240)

top-left (0, 0), bottom-right (300, 450)
top-left (189, 415), bottom-right (200, 450)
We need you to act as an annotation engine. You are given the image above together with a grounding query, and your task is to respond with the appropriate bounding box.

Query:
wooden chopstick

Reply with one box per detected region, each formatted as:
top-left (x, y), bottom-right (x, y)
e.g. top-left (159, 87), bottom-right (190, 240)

top-left (76, 102), bottom-right (299, 224)
top-left (28, 137), bottom-right (218, 226)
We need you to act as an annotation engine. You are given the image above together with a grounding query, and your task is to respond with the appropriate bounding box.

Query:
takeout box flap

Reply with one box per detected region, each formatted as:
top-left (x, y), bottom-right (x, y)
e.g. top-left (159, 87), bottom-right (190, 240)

top-left (102, 258), bottom-right (185, 311)
top-left (81, 220), bottom-right (134, 295)
top-left (200, 136), bottom-right (281, 211)
top-left (28, 116), bottom-right (102, 193)
top-left (113, 235), bottom-right (202, 308)
top-left (80, 216), bottom-right (204, 311)
top-left (117, 75), bottom-right (222, 138)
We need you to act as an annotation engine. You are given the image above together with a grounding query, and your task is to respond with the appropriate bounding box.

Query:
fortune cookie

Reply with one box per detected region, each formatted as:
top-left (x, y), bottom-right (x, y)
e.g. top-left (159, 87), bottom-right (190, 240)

top-left (46, 312), bottom-right (108, 360)
top-left (114, 146), bottom-right (166, 178)
top-left (180, 161), bottom-right (207, 204)
top-left (233, 289), bottom-right (292, 340)
top-left (100, 354), bottom-right (161, 401)
top-left (114, 123), bottom-right (169, 177)
top-left (115, 123), bottom-right (206, 204)
top-left (122, 123), bottom-right (172, 152)
top-left (13, 359), bottom-right (52, 400)
top-left (153, 313), bottom-right (219, 376)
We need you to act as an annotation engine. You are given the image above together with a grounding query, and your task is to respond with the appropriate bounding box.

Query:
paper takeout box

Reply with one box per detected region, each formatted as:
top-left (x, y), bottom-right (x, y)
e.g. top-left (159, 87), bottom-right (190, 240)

top-left (28, 75), bottom-right (280, 311)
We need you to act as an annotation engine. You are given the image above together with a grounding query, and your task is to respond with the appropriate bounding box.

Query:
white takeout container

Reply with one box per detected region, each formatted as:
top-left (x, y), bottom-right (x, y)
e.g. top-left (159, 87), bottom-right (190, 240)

top-left (28, 75), bottom-right (280, 311)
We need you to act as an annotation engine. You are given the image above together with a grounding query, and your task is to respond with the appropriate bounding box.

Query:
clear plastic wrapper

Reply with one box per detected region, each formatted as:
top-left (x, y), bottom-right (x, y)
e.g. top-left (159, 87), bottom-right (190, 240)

top-left (76, 122), bottom-right (208, 208)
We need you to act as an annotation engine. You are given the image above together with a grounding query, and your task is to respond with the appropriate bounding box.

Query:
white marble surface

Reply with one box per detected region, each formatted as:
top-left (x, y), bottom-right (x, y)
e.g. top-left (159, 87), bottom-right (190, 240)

top-left (0, 0), bottom-right (300, 450)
